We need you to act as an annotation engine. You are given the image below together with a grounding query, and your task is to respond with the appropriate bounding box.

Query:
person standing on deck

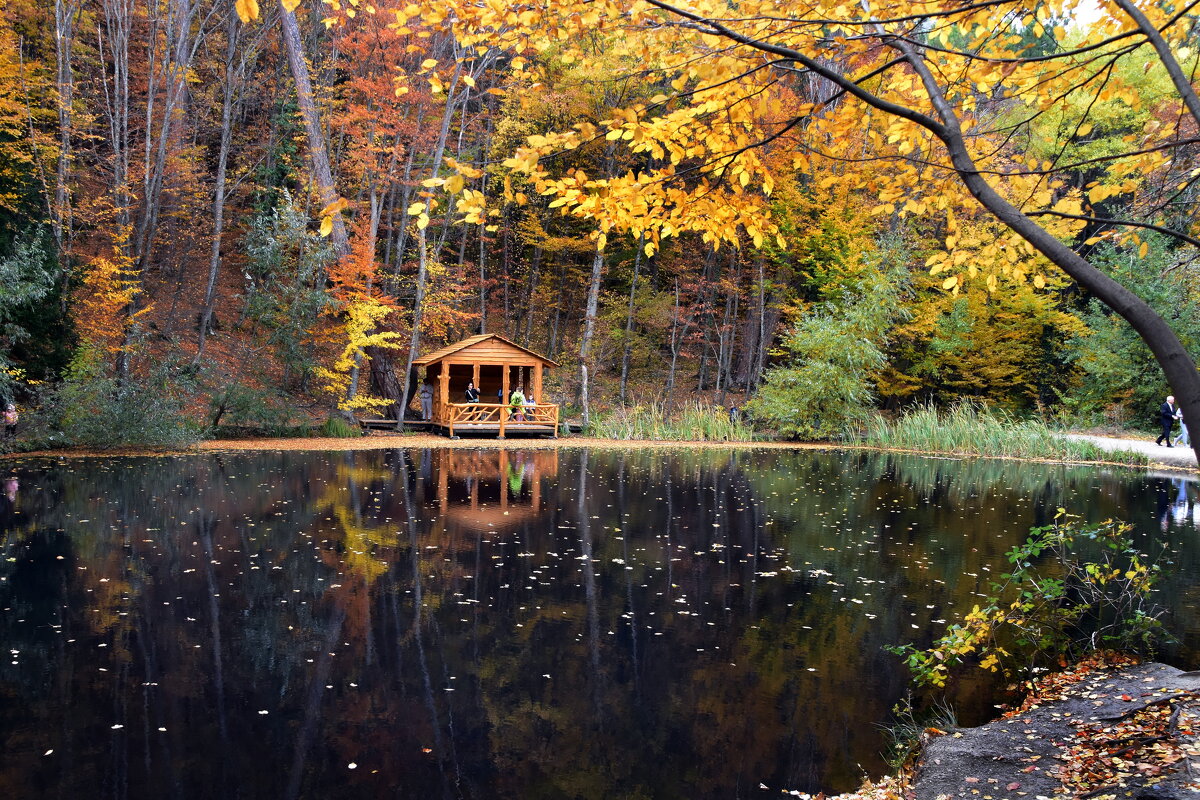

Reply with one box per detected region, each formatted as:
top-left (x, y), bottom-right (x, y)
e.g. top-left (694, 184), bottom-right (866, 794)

top-left (509, 385), bottom-right (526, 422)
top-left (419, 382), bottom-right (434, 421)
top-left (464, 382), bottom-right (479, 404)
top-left (1157, 395), bottom-right (1177, 447)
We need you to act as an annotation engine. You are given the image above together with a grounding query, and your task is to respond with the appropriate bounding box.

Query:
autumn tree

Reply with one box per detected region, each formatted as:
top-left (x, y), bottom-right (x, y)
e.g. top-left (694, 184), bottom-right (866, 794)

top-left (315, 0), bottom-right (1199, 454)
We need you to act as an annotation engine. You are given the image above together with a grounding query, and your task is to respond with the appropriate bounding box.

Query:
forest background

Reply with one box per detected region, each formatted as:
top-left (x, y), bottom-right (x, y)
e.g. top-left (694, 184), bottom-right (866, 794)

top-left (2, 0), bottom-right (1199, 448)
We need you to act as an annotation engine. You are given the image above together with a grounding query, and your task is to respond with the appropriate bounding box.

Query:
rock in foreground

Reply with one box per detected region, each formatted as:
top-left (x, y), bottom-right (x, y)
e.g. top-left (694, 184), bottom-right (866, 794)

top-left (914, 661), bottom-right (1200, 799)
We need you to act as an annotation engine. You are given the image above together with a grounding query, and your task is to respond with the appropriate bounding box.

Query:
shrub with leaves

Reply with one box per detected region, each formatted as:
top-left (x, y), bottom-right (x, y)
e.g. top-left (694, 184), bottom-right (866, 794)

top-left (747, 266), bottom-right (904, 439)
top-left (20, 345), bottom-right (203, 451)
top-left (891, 511), bottom-right (1166, 688)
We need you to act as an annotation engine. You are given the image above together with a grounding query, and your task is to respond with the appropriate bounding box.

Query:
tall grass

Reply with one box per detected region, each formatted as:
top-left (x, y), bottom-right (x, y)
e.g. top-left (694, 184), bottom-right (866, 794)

top-left (316, 417), bottom-right (362, 438)
top-left (588, 401), bottom-right (756, 441)
top-left (864, 403), bottom-right (1147, 465)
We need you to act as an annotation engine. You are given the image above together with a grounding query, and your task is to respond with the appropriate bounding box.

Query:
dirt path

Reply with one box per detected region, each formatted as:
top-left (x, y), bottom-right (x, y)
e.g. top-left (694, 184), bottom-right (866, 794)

top-left (1065, 433), bottom-right (1198, 469)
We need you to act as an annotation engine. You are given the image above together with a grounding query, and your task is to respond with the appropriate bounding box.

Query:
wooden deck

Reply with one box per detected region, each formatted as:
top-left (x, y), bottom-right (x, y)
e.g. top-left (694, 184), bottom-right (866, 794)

top-left (443, 402), bottom-right (558, 438)
top-left (359, 403), bottom-right (565, 438)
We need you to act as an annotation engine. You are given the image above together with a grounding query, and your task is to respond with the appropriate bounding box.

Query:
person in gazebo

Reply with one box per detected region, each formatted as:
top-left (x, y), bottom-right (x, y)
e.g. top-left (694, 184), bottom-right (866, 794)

top-left (419, 381), bottom-right (434, 421)
top-left (464, 381), bottom-right (480, 404)
top-left (509, 385), bottom-right (526, 422)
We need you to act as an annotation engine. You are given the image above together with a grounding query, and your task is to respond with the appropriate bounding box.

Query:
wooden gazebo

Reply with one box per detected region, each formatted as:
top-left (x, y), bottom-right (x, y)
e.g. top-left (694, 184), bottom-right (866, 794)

top-left (412, 334), bottom-right (560, 437)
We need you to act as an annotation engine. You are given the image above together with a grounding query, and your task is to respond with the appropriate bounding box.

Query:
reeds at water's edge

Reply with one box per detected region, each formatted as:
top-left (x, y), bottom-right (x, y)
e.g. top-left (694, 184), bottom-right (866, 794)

top-left (863, 403), bottom-right (1147, 465)
top-left (587, 401), bottom-right (756, 441)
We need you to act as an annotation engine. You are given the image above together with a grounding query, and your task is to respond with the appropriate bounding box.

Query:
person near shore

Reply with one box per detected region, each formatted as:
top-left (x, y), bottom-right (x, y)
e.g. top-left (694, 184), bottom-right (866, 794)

top-left (1156, 395), bottom-right (1177, 446)
top-left (464, 382), bottom-right (479, 404)
top-left (3, 404), bottom-right (16, 437)
top-left (419, 381), bottom-right (434, 421)
top-left (509, 385), bottom-right (526, 422)
top-left (1173, 409), bottom-right (1190, 448)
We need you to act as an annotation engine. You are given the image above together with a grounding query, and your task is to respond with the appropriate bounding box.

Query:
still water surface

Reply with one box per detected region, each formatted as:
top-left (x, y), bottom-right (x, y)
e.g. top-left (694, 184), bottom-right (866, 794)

top-left (1, 448), bottom-right (1198, 798)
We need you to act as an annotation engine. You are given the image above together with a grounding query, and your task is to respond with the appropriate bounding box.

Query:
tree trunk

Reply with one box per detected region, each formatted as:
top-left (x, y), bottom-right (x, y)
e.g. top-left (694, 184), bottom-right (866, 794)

top-left (894, 38), bottom-right (1200, 465)
top-left (194, 2), bottom-right (241, 366)
top-left (521, 245), bottom-right (542, 346)
top-left (280, 6), bottom-right (349, 256)
top-left (579, 245), bottom-right (604, 426)
top-left (53, 0), bottom-right (78, 304)
top-left (618, 233), bottom-right (644, 404)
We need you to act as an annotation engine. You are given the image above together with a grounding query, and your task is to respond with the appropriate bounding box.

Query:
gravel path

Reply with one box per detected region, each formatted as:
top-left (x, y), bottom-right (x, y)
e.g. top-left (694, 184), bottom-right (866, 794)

top-left (1065, 433), bottom-right (1198, 469)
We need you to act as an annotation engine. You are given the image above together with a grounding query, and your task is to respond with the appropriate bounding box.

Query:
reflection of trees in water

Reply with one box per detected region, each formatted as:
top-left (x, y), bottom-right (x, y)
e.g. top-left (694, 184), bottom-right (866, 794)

top-left (0, 449), bottom-right (1197, 798)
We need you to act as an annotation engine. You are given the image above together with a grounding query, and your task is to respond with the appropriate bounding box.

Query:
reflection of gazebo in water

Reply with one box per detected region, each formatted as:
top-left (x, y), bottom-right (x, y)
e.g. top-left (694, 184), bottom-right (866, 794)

top-left (412, 334), bottom-right (560, 437)
top-left (428, 449), bottom-right (557, 532)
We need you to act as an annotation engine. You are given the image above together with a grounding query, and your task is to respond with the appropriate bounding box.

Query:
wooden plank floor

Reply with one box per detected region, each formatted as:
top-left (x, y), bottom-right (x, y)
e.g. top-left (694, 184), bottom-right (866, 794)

top-left (358, 419), bottom-right (581, 436)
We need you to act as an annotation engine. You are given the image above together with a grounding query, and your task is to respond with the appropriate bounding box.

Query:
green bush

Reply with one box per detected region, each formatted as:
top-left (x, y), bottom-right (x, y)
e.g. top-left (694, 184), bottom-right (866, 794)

top-left (19, 346), bottom-right (203, 451)
top-left (746, 266), bottom-right (904, 440)
top-left (208, 380), bottom-right (312, 437)
top-left (889, 512), bottom-right (1167, 687)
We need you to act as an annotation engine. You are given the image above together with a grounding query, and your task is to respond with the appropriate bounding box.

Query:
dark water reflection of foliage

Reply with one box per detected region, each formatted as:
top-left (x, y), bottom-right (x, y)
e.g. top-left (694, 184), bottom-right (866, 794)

top-left (0, 448), bottom-right (1197, 799)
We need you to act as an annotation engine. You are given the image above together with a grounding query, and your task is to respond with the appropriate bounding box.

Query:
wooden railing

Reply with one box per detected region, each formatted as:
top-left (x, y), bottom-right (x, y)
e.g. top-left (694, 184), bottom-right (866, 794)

top-left (445, 402), bottom-right (559, 437)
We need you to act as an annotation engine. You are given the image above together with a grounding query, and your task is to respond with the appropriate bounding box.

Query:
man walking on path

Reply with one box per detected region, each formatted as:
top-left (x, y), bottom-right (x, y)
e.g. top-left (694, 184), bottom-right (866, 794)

top-left (1156, 395), bottom-right (1177, 447)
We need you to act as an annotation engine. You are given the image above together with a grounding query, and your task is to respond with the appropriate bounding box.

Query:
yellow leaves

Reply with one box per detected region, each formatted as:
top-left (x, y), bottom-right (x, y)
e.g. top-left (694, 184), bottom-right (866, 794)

top-left (444, 174), bottom-right (465, 194)
top-left (236, 0), bottom-right (259, 23)
top-left (319, 198), bottom-right (349, 218)
top-left (1033, 274), bottom-right (1046, 289)
top-left (942, 275), bottom-right (959, 291)
top-left (407, 201), bottom-right (426, 215)
top-left (461, 75), bottom-right (476, 88)
top-left (318, 197), bottom-right (349, 238)
top-left (279, 0), bottom-right (301, 11)
top-left (419, 58), bottom-right (438, 72)
top-left (317, 295), bottom-right (403, 415)
top-left (1139, 240), bottom-right (1150, 258)
top-left (417, 213), bottom-right (430, 230)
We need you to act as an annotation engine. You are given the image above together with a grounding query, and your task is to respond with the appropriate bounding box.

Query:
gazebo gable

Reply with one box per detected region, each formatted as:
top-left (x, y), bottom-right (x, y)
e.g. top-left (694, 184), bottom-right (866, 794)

top-left (413, 334), bottom-right (559, 368)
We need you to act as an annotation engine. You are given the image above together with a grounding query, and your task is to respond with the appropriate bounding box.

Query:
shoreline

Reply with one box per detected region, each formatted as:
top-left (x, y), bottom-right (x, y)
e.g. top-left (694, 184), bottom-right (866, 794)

top-left (1, 432), bottom-right (1191, 473)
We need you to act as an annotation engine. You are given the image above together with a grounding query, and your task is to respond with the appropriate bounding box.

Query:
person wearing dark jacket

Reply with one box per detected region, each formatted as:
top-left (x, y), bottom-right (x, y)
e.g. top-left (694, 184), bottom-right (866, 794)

top-left (464, 382), bottom-right (479, 403)
top-left (1156, 395), bottom-right (1177, 446)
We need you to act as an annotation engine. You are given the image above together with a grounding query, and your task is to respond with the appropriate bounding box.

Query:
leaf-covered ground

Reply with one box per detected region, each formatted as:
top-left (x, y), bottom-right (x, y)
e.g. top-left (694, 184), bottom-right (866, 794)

top-left (784, 655), bottom-right (1200, 800)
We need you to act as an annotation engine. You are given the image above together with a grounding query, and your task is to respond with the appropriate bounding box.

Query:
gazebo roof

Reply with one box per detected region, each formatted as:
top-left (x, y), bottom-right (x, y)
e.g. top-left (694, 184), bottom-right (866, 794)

top-left (413, 334), bottom-right (560, 367)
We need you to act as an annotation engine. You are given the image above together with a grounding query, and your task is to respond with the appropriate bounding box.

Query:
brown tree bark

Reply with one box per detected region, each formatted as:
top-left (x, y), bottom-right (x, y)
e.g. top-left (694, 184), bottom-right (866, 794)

top-left (280, 6), bottom-right (349, 257)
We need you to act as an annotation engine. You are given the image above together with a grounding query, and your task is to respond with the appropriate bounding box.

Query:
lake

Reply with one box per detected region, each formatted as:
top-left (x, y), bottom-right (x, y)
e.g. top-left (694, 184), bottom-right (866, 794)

top-left (1, 447), bottom-right (1197, 798)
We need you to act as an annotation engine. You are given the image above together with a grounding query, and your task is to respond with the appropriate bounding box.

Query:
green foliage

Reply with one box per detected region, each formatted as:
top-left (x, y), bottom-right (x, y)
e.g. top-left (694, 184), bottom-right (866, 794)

top-left (890, 512), bottom-right (1167, 688)
top-left (19, 345), bottom-right (203, 450)
top-left (0, 230), bottom-right (60, 402)
top-left (587, 400), bottom-right (755, 441)
top-left (316, 416), bottom-right (362, 438)
top-left (243, 192), bottom-right (335, 391)
top-left (864, 402), bottom-right (1147, 465)
top-left (207, 379), bottom-right (311, 436)
top-left (747, 263), bottom-right (904, 440)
